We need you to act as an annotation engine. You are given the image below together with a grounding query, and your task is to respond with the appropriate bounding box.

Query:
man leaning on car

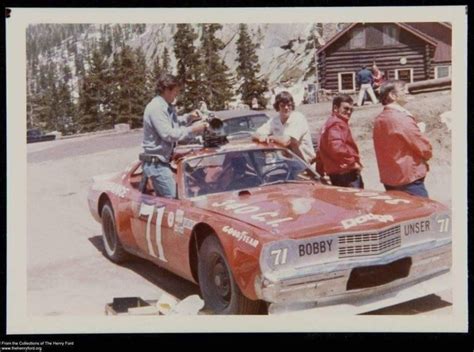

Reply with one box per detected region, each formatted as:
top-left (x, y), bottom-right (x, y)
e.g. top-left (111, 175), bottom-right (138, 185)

top-left (252, 91), bottom-right (315, 166)
top-left (141, 74), bottom-right (208, 198)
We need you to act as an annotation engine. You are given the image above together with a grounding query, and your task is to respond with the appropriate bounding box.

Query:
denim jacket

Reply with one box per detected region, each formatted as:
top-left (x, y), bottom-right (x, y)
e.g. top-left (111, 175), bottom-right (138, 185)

top-left (142, 95), bottom-right (192, 163)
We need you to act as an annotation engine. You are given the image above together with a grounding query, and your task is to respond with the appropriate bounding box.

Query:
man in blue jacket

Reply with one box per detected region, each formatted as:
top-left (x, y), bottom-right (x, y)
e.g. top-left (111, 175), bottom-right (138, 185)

top-left (356, 65), bottom-right (378, 106)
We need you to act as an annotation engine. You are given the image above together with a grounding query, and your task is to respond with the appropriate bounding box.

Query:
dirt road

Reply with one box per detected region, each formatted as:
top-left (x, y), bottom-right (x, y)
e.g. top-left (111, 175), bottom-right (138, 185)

top-left (26, 92), bottom-right (452, 317)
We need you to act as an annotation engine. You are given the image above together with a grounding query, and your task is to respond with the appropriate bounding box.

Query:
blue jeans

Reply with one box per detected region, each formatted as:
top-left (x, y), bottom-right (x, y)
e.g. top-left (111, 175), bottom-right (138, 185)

top-left (142, 162), bottom-right (176, 198)
top-left (329, 170), bottom-right (364, 189)
top-left (384, 178), bottom-right (428, 198)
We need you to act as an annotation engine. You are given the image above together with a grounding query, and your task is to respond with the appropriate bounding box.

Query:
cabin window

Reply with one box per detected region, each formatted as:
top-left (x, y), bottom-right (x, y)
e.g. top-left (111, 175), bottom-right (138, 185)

top-left (383, 25), bottom-right (400, 46)
top-left (338, 72), bottom-right (356, 92)
top-left (435, 65), bottom-right (451, 79)
top-left (350, 27), bottom-right (365, 49)
top-left (395, 68), bottom-right (414, 83)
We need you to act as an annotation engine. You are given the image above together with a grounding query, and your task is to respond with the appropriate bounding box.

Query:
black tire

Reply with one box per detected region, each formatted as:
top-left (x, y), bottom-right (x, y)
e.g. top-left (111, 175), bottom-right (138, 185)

top-left (198, 236), bottom-right (262, 315)
top-left (101, 203), bottom-right (129, 263)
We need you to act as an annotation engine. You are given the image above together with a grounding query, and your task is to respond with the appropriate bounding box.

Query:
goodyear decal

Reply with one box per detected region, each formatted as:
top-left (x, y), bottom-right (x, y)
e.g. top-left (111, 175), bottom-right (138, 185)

top-left (222, 226), bottom-right (259, 248)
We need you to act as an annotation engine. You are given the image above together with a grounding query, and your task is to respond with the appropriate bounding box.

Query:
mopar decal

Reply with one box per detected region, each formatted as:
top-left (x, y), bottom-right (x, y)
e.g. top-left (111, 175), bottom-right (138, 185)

top-left (92, 182), bottom-right (129, 198)
top-left (222, 226), bottom-right (259, 248)
top-left (336, 188), bottom-right (411, 205)
top-left (341, 213), bottom-right (394, 229)
top-left (212, 200), bottom-right (293, 228)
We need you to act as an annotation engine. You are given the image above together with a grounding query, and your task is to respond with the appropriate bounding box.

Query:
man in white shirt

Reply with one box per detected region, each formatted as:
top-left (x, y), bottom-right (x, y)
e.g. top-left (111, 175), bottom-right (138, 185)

top-left (252, 91), bottom-right (315, 165)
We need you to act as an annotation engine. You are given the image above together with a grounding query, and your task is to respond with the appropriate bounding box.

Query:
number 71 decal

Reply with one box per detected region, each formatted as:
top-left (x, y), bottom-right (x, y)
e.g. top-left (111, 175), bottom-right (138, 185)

top-left (139, 203), bottom-right (168, 262)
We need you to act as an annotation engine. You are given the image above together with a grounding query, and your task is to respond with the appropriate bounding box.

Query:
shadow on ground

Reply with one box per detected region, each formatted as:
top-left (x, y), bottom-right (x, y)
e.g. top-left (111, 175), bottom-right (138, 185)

top-left (88, 235), bottom-right (200, 300)
top-left (362, 294), bottom-right (452, 315)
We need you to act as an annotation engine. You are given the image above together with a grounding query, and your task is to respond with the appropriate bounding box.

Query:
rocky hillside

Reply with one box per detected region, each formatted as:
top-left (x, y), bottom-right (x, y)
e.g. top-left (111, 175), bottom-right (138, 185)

top-left (27, 23), bottom-right (346, 96)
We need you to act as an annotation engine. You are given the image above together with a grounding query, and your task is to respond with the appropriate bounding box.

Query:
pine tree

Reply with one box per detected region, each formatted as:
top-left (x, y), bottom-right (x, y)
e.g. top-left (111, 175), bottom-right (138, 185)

top-left (200, 24), bottom-right (234, 110)
top-left (77, 48), bottom-right (110, 132)
top-left (235, 24), bottom-right (268, 108)
top-left (109, 45), bottom-right (149, 129)
top-left (161, 47), bottom-right (171, 74)
top-left (173, 24), bottom-right (203, 112)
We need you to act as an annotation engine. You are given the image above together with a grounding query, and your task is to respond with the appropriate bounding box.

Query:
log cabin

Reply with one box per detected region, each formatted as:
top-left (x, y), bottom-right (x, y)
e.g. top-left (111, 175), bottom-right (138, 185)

top-left (316, 22), bottom-right (452, 93)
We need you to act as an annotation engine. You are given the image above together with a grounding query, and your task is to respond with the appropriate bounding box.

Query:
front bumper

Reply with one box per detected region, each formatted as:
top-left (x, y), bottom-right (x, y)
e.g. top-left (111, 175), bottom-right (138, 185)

top-left (258, 240), bottom-right (451, 310)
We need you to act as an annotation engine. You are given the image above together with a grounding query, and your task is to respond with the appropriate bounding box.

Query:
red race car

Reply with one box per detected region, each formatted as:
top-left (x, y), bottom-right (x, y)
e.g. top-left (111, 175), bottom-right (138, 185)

top-left (88, 139), bottom-right (451, 315)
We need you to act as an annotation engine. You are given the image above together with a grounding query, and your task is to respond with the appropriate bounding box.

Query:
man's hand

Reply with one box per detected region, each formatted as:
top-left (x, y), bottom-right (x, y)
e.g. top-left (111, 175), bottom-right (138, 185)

top-left (188, 110), bottom-right (204, 124)
top-left (190, 121), bottom-right (208, 134)
top-left (252, 133), bottom-right (268, 143)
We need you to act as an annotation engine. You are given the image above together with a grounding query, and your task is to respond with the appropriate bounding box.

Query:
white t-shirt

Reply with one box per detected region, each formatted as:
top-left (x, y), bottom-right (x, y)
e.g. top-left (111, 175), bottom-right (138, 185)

top-left (256, 111), bottom-right (316, 164)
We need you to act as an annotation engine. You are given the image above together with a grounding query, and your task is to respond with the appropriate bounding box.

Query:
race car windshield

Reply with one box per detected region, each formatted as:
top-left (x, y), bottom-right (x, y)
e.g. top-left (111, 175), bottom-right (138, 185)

top-left (183, 148), bottom-right (318, 197)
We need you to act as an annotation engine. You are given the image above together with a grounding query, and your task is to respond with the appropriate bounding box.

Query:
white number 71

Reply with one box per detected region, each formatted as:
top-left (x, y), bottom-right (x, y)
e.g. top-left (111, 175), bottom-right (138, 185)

top-left (139, 203), bottom-right (168, 262)
top-left (437, 218), bottom-right (450, 233)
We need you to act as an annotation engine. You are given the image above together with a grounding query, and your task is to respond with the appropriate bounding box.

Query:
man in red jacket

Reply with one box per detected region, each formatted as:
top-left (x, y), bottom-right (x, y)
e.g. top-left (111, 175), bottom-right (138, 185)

top-left (373, 80), bottom-right (432, 197)
top-left (316, 94), bottom-right (364, 188)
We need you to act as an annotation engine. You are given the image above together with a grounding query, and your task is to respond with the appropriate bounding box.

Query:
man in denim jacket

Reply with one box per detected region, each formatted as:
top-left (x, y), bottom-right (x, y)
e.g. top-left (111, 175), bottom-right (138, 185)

top-left (142, 74), bottom-right (208, 198)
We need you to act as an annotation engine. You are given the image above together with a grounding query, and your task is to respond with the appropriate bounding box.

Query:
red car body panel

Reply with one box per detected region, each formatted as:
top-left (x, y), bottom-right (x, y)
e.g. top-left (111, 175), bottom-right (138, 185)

top-left (88, 142), bottom-right (450, 303)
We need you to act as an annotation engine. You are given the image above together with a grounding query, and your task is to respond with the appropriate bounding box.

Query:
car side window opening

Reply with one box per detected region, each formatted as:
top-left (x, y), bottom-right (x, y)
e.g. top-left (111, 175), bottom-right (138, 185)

top-left (248, 114), bottom-right (269, 130)
top-left (223, 117), bottom-right (249, 135)
top-left (183, 149), bottom-right (318, 197)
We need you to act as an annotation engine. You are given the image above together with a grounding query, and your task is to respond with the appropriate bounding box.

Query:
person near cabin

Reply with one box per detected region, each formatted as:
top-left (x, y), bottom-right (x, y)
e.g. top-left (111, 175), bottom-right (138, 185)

top-left (356, 65), bottom-right (379, 106)
top-left (315, 94), bottom-right (364, 188)
top-left (373, 80), bottom-right (432, 198)
top-left (372, 63), bottom-right (385, 98)
top-left (141, 73), bottom-right (208, 198)
top-left (252, 91), bottom-right (315, 166)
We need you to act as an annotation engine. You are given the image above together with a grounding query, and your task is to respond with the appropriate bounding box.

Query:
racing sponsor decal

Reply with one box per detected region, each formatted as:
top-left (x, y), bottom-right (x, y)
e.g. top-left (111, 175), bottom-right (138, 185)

top-left (336, 188), bottom-right (411, 205)
top-left (174, 209), bottom-right (185, 235)
top-left (92, 182), bottom-right (129, 198)
top-left (167, 211), bottom-right (175, 228)
top-left (403, 219), bottom-right (430, 237)
top-left (341, 213), bottom-right (394, 229)
top-left (298, 239), bottom-right (333, 257)
top-left (222, 225), bottom-right (259, 248)
top-left (183, 218), bottom-right (196, 230)
top-left (212, 200), bottom-right (293, 228)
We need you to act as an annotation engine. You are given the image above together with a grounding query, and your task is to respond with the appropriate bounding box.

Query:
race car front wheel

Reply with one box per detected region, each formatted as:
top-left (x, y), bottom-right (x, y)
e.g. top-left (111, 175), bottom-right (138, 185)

top-left (198, 236), bottom-right (261, 315)
top-left (101, 203), bottom-right (129, 263)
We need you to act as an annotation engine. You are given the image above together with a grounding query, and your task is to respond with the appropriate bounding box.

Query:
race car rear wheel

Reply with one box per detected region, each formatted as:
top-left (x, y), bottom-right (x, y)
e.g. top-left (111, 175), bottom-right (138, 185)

top-left (198, 236), bottom-right (261, 314)
top-left (101, 203), bottom-right (129, 263)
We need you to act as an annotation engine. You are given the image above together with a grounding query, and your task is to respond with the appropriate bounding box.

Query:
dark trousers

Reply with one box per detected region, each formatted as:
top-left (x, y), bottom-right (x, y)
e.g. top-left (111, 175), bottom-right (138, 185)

top-left (384, 178), bottom-right (428, 198)
top-left (329, 170), bottom-right (364, 189)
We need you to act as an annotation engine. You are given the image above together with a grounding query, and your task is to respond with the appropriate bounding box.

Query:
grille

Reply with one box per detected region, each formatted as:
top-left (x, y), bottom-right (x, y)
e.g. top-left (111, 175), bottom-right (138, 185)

top-left (338, 225), bottom-right (401, 259)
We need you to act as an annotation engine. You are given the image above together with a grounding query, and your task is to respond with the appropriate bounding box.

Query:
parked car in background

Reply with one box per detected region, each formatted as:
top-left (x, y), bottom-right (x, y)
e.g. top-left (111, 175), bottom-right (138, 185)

top-left (27, 128), bottom-right (56, 143)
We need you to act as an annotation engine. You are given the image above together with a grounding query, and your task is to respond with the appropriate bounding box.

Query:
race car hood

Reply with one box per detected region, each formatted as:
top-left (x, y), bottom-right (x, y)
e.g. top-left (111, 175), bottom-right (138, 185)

top-left (191, 182), bottom-right (446, 240)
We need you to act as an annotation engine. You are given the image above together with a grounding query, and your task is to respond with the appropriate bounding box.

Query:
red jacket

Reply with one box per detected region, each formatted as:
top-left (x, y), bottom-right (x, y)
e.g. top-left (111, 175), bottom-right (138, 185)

top-left (373, 106), bottom-right (432, 186)
top-left (316, 114), bottom-right (361, 176)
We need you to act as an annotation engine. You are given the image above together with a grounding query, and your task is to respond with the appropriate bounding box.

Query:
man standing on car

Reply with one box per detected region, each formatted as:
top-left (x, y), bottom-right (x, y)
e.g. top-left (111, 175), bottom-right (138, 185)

top-left (373, 80), bottom-right (432, 197)
top-left (142, 74), bottom-right (208, 198)
top-left (252, 91), bottom-right (315, 166)
top-left (315, 94), bottom-right (364, 188)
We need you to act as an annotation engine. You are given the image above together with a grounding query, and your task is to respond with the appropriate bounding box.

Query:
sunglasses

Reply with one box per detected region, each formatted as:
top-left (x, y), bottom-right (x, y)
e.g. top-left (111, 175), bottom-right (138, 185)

top-left (342, 106), bottom-right (353, 112)
top-left (279, 102), bottom-right (293, 108)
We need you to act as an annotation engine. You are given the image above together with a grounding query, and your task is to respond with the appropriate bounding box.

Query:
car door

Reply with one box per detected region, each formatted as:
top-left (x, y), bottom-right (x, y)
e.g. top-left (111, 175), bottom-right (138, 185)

top-left (129, 180), bottom-right (193, 279)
